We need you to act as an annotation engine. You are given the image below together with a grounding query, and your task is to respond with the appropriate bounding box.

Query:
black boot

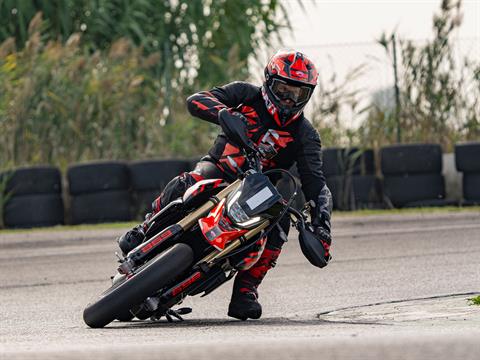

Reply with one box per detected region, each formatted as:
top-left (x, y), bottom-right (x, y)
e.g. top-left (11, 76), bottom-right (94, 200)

top-left (117, 224), bottom-right (146, 255)
top-left (228, 276), bottom-right (262, 321)
top-left (227, 247), bottom-right (281, 320)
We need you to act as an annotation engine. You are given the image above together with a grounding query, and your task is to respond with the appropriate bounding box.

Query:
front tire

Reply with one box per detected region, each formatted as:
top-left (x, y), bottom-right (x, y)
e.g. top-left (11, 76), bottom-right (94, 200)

top-left (83, 243), bottom-right (194, 328)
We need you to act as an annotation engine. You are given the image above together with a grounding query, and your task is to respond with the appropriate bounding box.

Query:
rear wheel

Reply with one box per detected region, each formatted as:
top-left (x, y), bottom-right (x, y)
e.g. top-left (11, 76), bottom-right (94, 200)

top-left (83, 243), bottom-right (194, 328)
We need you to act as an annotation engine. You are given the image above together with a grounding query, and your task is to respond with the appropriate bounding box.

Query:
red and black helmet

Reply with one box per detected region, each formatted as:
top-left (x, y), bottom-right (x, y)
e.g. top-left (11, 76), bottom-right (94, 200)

top-left (262, 50), bottom-right (318, 127)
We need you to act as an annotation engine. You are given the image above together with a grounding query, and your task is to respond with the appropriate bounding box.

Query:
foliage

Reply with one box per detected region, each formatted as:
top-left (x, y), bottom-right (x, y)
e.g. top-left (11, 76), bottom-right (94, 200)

top-left (0, 18), bottom-right (215, 169)
top-left (469, 296), bottom-right (480, 306)
top-left (362, 0), bottom-right (480, 151)
top-left (0, 0), bottom-right (289, 99)
top-left (309, 64), bottom-right (367, 148)
top-left (0, 0), bottom-right (290, 169)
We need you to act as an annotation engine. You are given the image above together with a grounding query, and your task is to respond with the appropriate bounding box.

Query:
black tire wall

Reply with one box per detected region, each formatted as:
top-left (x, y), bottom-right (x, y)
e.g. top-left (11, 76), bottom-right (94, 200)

top-left (455, 143), bottom-right (480, 173)
top-left (2, 166), bottom-right (64, 228)
top-left (67, 162), bottom-right (131, 224)
top-left (383, 174), bottom-right (445, 208)
top-left (3, 166), bottom-right (62, 195)
top-left (381, 144), bottom-right (442, 175)
top-left (68, 161), bottom-right (130, 195)
top-left (128, 160), bottom-right (190, 219)
top-left (4, 194), bottom-right (64, 228)
top-left (463, 173), bottom-right (480, 201)
top-left (70, 190), bottom-right (131, 224)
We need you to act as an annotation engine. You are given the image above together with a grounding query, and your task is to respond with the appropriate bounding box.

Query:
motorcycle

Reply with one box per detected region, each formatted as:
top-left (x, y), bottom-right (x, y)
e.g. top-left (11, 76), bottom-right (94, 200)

top-left (83, 109), bottom-right (329, 328)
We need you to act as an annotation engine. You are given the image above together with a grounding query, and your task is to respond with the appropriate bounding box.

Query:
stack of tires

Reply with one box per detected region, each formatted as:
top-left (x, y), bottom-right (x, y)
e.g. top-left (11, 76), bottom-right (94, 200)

top-left (455, 142), bottom-right (480, 205)
top-left (67, 161), bottom-right (131, 224)
top-left (129, 160), bottom-right (191, 219)
top-left (2, 166), bottom-right (64, 228)
top-left (323, 148), bottom-right (381, 210)
top-left (381, 144), bottom-right (453, 208)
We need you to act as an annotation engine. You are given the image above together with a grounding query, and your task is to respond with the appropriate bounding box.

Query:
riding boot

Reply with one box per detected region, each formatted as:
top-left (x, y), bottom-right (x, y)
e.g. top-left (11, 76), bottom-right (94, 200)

top-left (228, 247), bottom-right (281, 320)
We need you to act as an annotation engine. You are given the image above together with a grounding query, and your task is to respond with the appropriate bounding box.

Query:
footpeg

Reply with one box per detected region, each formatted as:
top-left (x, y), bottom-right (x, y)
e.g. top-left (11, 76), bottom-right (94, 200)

top-left (151, 307), bottom-right (192, 322)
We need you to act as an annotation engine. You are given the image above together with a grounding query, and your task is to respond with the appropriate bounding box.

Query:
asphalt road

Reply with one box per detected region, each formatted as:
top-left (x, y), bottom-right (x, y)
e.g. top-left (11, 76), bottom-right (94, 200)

top-left (1, 211), bottom-right (479, 359)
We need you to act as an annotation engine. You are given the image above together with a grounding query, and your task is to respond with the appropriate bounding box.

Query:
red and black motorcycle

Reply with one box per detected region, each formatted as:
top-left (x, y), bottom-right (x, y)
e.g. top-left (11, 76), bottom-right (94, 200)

top-left (83, 110), bottom-right (328, 328)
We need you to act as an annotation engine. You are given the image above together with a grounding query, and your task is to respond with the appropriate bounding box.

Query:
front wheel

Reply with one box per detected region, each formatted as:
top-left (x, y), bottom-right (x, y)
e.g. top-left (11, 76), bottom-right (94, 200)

top-left (83, 243), bottom-right (194, 328)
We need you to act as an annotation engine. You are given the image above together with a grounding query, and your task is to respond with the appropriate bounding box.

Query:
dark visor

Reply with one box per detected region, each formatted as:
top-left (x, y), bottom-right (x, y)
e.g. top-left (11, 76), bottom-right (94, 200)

top-left (269, 79), bottom-right (311, 105)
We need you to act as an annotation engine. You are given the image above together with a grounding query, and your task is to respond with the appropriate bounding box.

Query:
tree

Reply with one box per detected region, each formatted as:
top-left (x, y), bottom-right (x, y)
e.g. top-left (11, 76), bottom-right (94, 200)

top-left (0, 1), bottom-right (289, 93)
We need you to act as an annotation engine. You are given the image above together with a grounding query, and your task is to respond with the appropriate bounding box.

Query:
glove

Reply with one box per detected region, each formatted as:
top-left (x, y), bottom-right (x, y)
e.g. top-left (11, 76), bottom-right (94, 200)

top-left (313, 225), bottom-right (332, 263)
top-left (218, 108), bottom-right (256, 152)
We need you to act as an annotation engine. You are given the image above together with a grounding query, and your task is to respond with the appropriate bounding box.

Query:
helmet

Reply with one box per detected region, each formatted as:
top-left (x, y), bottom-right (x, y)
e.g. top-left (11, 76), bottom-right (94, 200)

top-left (262, 50), bottom-right (318, 127)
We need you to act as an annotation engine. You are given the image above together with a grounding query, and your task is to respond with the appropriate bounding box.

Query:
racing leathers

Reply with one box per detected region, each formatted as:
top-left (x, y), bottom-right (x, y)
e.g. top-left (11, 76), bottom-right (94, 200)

top-left (186, 81), bottom-right (333, 235)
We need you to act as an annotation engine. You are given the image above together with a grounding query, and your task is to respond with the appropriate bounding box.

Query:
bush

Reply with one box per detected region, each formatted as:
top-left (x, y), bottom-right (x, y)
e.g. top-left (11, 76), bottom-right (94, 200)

top-left (0, 23), bottom-right (215, 169)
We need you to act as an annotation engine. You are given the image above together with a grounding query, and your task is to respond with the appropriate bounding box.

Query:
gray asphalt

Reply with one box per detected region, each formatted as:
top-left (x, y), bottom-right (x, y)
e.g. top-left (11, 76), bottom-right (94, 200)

top-left (1, 211), bottom-right (479, 359)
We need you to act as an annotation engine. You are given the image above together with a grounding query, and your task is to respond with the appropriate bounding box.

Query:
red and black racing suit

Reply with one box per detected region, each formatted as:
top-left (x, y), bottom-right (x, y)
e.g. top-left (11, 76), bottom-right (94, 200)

top-left (151, 81), bottom-right (332, 294)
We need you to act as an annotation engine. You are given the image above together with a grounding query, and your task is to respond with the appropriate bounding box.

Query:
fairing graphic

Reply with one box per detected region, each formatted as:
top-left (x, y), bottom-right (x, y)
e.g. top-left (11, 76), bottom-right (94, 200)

top-left (198, 199), bottom-right (248, 251)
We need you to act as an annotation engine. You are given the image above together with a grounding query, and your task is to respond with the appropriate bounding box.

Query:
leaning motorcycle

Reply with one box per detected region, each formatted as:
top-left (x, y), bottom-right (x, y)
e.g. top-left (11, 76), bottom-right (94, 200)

top-left (83, 109), bottom-right (329, 328)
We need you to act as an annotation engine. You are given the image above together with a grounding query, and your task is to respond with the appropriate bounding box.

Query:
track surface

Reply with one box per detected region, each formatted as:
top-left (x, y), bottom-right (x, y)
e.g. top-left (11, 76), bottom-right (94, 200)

top-left (1, 211), bottom-right (479, 359)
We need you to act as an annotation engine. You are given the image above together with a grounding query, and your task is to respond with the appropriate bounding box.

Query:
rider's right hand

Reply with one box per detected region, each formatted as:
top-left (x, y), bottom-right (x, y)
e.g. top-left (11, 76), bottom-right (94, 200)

top-left (218, 108), bottom-right (257, 152)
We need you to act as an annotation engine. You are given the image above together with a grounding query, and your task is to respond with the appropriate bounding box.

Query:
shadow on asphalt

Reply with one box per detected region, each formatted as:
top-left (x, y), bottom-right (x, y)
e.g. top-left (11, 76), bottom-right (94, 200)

top-left (107, 316), bottom-right (390, 329)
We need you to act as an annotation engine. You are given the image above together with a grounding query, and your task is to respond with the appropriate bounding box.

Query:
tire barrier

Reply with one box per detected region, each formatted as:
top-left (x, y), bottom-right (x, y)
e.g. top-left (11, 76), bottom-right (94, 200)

top-left (455, 143), bottom-right (480, 205)
top-left (4, 194), bottom-right (64, 228)
top-left (327, 175), bottom-right (382, 210)
top-left (2, 144), bottom-right (476, 228)
top-left (4, 166), bottom-right (62, 195)
top-left (455, 142), bottom-right (480, 173)
top-left (322, 148), bottom-right (378, 210)
top-left (1, 166), bottom-right (64, 228)
top-left (68, 161), bottom-right (130, 195)
top-left (67, 161), bottom-right (131, 224)
top-left (70, 190), bottom-right (131, 224)
top-left (383, 174), bottom-right (446, 208)
top-left (381, 144), bottom-right (442, 175)
top-left (322, 148), bottom-right (375, 177)
top-left (128, 160), bottom-right (191, 219)
top-left (463, 173), bottom-right (480, 203)
top-left (131, 189), bottom-right (163, 219)
top-left (380, 144), bottom-right (453, 208)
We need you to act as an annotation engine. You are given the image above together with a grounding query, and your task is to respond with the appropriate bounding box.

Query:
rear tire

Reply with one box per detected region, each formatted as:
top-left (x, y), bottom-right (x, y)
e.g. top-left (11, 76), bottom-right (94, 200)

top-left (83, 243), bottom-right (194, 328)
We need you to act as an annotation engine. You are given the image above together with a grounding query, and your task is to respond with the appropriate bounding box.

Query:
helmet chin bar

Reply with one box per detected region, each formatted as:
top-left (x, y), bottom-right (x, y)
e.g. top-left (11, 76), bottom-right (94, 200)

top-left (262, 83), bottom-right (306, 127)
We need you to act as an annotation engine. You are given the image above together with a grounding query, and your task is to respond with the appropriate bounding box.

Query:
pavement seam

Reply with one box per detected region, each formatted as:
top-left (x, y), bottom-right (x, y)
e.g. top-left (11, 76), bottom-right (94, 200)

top-left (316, 291), bottom-right (480, 317)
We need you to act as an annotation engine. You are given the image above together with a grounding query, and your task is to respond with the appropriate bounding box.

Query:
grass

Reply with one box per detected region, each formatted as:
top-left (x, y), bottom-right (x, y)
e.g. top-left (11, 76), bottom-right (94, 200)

top-left (1, 206), bottom-right (479, 234)
top-left (469, 296), bottom-right (480, 306)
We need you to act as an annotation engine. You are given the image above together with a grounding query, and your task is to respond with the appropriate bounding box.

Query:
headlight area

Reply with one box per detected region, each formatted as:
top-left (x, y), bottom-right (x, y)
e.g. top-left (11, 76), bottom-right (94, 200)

top-left (226, 188), bottom-right (264, 229)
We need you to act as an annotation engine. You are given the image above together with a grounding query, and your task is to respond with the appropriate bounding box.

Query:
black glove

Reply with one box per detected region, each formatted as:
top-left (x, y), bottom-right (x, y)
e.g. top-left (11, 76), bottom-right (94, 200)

top-left (310, 184), bottom-right (334, 264)
top-left (313, 225), bottom-right (332, 264)
top-left (218, 108), bottom-right (256, 152)
top-left (118, 225), bottom-right (146, 255)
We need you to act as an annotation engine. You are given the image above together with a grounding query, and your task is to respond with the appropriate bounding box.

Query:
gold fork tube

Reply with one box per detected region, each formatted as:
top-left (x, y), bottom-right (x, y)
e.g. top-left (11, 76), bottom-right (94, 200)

top-left (199, 220), bottom-right (270, 267)
top-left (177, 180), bottom-right (241, 230)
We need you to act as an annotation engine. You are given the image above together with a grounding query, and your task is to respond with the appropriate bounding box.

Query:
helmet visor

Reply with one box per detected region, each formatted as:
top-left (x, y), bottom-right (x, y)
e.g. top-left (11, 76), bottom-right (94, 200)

top-left (269, 79), bottom-right (312, 106)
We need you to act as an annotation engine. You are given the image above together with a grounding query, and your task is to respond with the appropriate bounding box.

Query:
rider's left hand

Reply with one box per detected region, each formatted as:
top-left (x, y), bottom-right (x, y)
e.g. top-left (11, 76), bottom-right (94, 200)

top-left (313, 225), bottom-right (332, 264)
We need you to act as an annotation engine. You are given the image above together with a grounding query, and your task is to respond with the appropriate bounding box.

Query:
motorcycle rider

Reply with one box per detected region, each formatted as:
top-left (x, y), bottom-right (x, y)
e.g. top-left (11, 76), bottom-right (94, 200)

top-left (119, 49), bottom-right (333, 321)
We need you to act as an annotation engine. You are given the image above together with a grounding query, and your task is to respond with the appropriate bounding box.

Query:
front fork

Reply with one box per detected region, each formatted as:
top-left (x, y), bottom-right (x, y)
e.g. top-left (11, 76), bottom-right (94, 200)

top-left (119, 180), bottom-right (242, 274)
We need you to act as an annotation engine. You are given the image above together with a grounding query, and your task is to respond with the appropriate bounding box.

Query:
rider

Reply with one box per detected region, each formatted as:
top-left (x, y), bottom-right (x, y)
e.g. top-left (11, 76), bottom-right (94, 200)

top-left (119, 50), bottom-right (333, 321)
